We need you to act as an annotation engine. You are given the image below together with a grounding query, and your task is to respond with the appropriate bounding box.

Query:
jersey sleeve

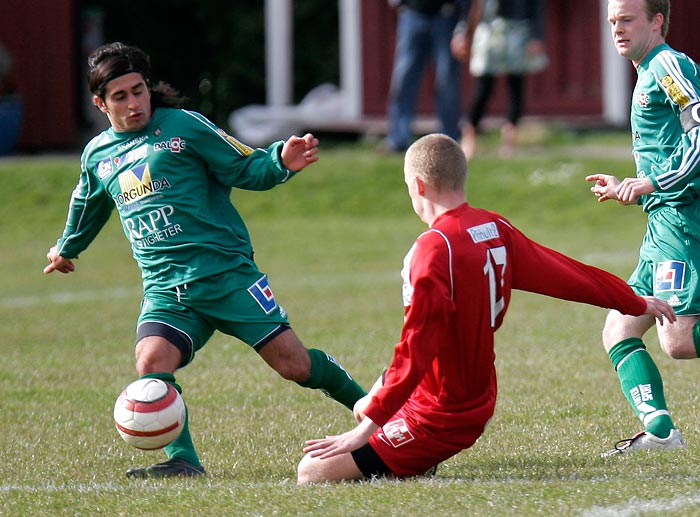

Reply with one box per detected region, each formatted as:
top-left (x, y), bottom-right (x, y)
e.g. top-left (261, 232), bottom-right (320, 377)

top-left (363, 231), bottom-right (456, 427)
top-left (503, 220), bottom-right (647, 316)
top-left (647, 52), bottom-right (700, 191)
top-left (55, 161), bottom-right (114, 259)
top-left (181, 110), bottom-right (296, 191)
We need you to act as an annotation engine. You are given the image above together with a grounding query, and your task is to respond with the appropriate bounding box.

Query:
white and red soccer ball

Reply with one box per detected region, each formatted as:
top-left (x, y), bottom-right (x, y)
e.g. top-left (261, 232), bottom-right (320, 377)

top-left (114, 378), bottom-right (186, 450)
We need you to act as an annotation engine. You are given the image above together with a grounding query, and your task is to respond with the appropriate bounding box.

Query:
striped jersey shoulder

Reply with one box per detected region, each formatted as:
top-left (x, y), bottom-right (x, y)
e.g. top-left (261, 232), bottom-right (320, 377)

top-left (81, 131), bottom-right (110, 170)
top-left (181, 109), bottom-right (255, 157)
top-left (424, 228), bottom-right (454, 299)
top-left (653, 49), bottom-right (700, 109)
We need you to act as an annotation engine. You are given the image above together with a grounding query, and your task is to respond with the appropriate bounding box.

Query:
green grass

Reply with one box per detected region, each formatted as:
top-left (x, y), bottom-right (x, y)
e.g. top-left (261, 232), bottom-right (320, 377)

top-left (2, 133), bottom-right (699, 516)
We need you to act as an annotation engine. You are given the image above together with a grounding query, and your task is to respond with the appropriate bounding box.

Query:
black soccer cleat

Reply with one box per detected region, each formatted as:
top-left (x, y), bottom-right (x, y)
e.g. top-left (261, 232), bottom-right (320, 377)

top-left (126, 458), bottom-right (206, 479)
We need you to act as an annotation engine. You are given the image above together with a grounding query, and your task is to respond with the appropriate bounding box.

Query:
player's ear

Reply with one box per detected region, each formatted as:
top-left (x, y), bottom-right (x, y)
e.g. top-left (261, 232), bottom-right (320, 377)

top-left (93, 95), bottom-right (107, 113)
top-left (416, 177), bottom-right (427, 196)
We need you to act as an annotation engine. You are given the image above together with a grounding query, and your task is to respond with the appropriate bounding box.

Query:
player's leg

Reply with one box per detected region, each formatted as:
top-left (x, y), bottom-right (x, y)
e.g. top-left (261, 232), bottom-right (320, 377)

top-left (656, 314), bottom-right (700, 359)
top-left (431, 10), bottom-right (461, 141)
top-left (601, 310), bottom-right (682, 455)
top-left (259, 328), bottom-right (366, 411)
top-left (209, 271), bottom-right (367, 410)
top-left (297, 450), bottom-right (365, 484)
top-left (125, 288), bottom-right (212, 478)
top-left (461, 74), bottom-right (495, 160)
top-left (386, 8), bottom-right (432, 151)
top-left (652, 204), bottom-right (700, 360)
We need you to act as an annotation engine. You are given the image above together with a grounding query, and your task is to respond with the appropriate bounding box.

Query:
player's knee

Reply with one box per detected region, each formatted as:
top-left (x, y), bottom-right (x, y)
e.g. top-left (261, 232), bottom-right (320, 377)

top-left (134, 337), bottom-right (181, 375)
top-left (297, 454), bottom-right (322, 485)
top-left (659, 339), bottom-right (696, 360)
top-left (601, 324), bottom-right (620, 351)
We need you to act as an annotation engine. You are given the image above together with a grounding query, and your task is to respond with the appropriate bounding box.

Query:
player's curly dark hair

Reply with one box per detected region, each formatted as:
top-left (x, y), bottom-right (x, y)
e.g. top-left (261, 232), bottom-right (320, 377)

top-left (87, 42), bottom-right (187, 108)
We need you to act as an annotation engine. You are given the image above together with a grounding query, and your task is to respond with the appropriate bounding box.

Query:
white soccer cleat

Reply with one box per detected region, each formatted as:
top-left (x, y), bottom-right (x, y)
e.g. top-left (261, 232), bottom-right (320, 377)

top-left (601, 428), bottom-right (686, 457)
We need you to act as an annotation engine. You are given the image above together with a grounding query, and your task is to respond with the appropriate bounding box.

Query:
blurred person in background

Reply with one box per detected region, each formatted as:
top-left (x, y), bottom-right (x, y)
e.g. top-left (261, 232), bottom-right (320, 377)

top-left (453, 0), bottom-right (547, 159)
top-left (379, 0), bottom-right (477, 153)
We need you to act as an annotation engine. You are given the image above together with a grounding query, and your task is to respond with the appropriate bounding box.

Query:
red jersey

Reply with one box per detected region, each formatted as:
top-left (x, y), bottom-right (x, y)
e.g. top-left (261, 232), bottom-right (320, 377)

top-left (364, 203), bottom-right (647, 438)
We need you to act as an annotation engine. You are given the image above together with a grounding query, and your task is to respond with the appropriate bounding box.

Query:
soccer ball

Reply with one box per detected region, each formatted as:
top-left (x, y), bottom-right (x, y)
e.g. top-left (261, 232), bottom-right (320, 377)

top-left (113, 378), bottom-right (186, 450)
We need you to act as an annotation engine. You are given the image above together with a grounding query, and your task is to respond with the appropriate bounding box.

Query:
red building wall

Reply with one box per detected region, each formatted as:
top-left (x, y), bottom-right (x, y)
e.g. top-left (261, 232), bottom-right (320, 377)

top-left (2, 1), bottom-right (699, 150)
top-left (1, 0), bottom-right (77, 150)
top-left (361, 0), bottom-right (700, 121)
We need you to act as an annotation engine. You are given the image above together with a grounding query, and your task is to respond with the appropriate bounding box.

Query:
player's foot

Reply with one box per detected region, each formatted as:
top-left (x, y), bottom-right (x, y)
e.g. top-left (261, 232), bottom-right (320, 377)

top-left (601, 428), bottom-right (685, 457)
top-left (125, 458), bottom-right (206, 479)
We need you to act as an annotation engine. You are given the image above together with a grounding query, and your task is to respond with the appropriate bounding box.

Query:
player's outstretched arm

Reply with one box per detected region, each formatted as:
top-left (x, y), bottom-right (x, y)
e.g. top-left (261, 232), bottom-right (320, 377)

top-left (281, 133), bottom-right (319, 172)
top-left (642, 296), bottom-right (677, 325)
top-left (303, 417), bottom-right (379, 460)
top-left (43, 246), bottom-right (76, 274)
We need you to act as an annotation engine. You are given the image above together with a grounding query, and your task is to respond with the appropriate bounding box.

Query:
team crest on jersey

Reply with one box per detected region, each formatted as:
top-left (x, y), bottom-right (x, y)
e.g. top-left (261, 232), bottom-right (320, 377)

top-left (248, 275), bottom-right (277, 314)
top-left (378, 418), bottom-right (415, 448)
top-left (116, 164), bottom-right (172, 206)
top-left (661, 75), bottom-right (691, 108)
top-left (636, 91), bottom-right (650, 108)
top-left (655, 260), bottom-right (686, 292)
top-left (97, 157), bottom-right (113, 178)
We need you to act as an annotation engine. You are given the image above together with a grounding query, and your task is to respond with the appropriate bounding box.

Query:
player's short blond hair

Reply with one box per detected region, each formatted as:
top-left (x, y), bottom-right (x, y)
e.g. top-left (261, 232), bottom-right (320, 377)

top-left (404, 134), bottom-right (467, 192)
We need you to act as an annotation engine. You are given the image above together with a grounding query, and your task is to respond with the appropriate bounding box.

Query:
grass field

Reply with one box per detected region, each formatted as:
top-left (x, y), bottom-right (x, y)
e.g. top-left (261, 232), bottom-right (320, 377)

top-left (2, 129), bottom-right (699, 516)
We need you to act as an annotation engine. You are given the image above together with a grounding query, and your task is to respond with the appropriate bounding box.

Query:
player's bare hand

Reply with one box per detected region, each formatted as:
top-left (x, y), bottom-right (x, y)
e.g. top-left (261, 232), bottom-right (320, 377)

top-left (615, 177), bottom-right (655, 204)
top-left (43, 246), bottom-right (76, 274)
top-left (281, 133), bottom-right (319, 172)
top-left (642, 296), bottom-right (677, 325)
top-left (450, 32), bottom-right (471, 62)
top-left (303, 419), bottom-right (378, 460)
top-left (586, 174), bottom-right (620, 203)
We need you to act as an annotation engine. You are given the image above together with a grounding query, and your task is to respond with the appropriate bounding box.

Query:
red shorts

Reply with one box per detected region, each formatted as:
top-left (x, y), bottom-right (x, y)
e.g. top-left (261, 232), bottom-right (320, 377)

top-left (367, 404), bottom-right (490, 477)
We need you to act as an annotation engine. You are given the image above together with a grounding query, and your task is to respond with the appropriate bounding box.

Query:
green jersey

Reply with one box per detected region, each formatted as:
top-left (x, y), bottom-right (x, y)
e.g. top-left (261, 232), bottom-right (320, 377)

top-left (632, 43), bottom-right (700, 212)
top-left (56, 107), bottom-right (296, 291)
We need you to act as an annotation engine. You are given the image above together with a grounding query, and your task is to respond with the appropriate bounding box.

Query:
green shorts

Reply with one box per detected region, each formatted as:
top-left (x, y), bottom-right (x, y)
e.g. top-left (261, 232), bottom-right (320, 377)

top-left (628, 205), bottom-right (700, 316)
top-left (136, 267), bottom-right (290, 366)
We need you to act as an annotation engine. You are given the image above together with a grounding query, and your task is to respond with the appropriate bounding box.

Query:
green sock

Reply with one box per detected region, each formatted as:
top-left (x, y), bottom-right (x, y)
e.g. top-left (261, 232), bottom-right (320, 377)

top-left (297, 348), bottom-right (367, 410)
top-left (140, 372), bottom-right (201, 467)
top-left (608, 338), bottom-right (674, 439)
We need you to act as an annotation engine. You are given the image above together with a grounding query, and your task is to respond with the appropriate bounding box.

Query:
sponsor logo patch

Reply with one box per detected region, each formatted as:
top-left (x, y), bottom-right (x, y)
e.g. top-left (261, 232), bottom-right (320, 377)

top-left (115, 164), bottom-right (171, 207)
top-left (655, 260), bottom-right (686, 292)
top-left (467, 222), bottom-right (500, 243)
top-left (378, 418), bottom-right (415, 448)
top-left (217, 129), bottom-right (254, 156)
top-left (248, 275), bottom-right (277, 314)
top-left (114, 144), bottom-right (148, 167)
top-left (662, 75), bottom-right (691, 108)
top-left (154, 137), bottom-right (186, 153)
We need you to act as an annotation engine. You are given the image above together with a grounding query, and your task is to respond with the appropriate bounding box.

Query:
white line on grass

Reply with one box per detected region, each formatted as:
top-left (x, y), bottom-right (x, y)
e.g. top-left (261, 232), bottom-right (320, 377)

top-left (0, 287), bottom-right (139, 309)
top-left (0, 483), bottom-right (126, 494)
top-left (1, 271), bottom-right (399, 310)
top-left (582, 494), bottom-right (700, 516)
